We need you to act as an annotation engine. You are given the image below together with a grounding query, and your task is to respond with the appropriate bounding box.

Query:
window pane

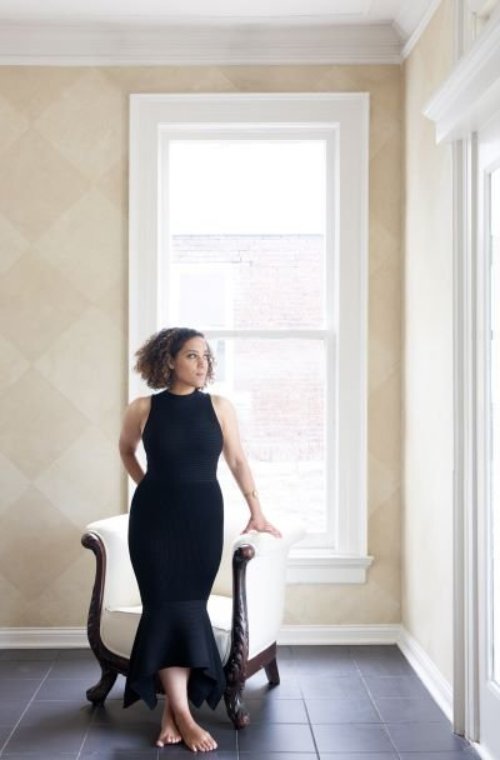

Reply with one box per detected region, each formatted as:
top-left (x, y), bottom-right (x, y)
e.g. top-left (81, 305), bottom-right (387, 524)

top-left (208, 337), bottom-right (328, 533)
top-left (168, 140), bottom-right (326, 329)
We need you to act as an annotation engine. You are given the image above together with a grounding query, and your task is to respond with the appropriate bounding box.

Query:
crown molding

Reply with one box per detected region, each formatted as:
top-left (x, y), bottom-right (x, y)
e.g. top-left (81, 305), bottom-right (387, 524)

top-left (424, 4), bottom-right (500, 142)
top-left (0, 20), bottom-right (403, 65)
top-left (399, 0), bottom-right (442, 59)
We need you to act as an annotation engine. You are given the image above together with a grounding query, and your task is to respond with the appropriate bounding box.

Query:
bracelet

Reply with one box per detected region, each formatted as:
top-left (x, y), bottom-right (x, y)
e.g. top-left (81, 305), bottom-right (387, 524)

top-left (243, 488), bottom-right (259, 499)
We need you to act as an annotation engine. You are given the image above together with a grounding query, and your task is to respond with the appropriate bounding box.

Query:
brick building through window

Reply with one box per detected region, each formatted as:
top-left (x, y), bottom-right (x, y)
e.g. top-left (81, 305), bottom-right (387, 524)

top-left (172, 233), bottom-right (326, 533)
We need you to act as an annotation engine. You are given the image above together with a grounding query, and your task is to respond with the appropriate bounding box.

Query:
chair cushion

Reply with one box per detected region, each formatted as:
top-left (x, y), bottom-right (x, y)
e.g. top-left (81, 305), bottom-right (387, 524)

top-left (101, 594), bottom-right (233, 666)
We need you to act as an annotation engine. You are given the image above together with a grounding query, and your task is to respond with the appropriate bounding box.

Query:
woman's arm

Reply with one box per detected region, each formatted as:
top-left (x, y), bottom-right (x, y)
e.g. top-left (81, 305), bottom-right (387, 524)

top-left (118, 397), bottom-right (150, 485)
top-left (213, 395), bottom-right (282, 538)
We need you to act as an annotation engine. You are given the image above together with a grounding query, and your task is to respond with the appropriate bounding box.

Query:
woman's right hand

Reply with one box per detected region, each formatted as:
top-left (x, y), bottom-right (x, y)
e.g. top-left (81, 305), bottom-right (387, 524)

top-left (241, 514), bottom-right (282, 538)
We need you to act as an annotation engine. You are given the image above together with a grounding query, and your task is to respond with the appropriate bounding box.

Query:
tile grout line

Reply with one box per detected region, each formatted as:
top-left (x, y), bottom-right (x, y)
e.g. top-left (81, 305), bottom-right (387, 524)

top-left (65, 649), bottom-right (119, 760)
top-left (74, 697), bottom-right (99, 760)
top-left (301, 698), bottom-right (322, 760)
top-left (350, 650), bottom-right (405, 760)
top-left (291, 647), bottom-right (322, 760)
top-left (0, 656), bottom-right (60, 758)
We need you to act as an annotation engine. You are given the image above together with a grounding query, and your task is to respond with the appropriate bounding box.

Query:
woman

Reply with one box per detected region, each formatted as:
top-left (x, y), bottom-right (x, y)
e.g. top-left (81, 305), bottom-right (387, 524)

top-left (119, 326), bottom-right (282, 752)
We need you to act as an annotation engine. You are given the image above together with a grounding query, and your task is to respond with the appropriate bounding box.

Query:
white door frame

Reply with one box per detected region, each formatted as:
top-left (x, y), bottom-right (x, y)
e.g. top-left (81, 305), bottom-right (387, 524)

top-left (452, 133), bottom-right (481, 743)
top-left (425, 2), bottom-right (500, 751)
top-left (475, 110), bottom-right (500, 759)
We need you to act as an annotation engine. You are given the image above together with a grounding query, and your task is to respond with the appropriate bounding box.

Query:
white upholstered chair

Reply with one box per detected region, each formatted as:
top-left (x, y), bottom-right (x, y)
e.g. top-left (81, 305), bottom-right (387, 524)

top-left (81, 503), bottom-right (305, 728)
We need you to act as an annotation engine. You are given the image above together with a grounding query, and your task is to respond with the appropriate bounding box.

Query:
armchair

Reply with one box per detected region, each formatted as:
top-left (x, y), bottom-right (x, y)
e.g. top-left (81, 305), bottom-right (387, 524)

top-left (81, 504), bottom-right (305, 728)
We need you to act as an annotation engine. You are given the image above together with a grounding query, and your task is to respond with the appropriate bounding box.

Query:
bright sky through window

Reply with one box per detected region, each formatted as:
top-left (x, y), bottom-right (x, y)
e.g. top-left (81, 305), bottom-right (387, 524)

top-left (168, 140), bottom-right (326, 235)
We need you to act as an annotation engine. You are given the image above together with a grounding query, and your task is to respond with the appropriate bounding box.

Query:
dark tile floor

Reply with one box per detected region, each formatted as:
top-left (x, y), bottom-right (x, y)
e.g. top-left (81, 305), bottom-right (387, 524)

top-left (0, 645), bottom-right (481, 759)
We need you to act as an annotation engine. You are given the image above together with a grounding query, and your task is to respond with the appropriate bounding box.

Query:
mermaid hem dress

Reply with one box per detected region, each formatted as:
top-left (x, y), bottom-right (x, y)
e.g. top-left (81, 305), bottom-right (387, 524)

top-left (122, 388), bottom-right (226, 711)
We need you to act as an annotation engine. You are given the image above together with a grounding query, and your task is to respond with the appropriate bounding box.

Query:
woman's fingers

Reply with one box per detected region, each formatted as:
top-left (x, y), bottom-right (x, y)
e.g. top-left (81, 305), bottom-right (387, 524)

top-left (240, 515), bottom-right (282, 537)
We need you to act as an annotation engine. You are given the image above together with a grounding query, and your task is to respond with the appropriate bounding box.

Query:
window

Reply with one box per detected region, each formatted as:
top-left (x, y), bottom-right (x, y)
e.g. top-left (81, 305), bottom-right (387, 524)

top-left (165, 137), bottom-right (328, 543)
top-left (129, 93), bottom-right (371, 582)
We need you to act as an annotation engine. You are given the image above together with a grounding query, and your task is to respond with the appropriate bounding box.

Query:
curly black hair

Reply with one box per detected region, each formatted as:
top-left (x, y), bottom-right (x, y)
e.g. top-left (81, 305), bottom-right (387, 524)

top-left (133, 327), bottom-right (216, 390)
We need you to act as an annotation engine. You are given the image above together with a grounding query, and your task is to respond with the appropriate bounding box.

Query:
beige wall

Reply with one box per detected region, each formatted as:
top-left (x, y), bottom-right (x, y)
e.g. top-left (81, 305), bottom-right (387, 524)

top-left (403, 0), bottom-right (455, 683)
top-left (0, 65), bottom-right (402, 628)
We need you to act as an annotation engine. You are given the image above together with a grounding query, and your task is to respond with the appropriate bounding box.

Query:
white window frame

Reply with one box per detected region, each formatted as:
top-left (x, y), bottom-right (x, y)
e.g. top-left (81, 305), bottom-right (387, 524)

top-left (129, 93), bottom-right (372, 583)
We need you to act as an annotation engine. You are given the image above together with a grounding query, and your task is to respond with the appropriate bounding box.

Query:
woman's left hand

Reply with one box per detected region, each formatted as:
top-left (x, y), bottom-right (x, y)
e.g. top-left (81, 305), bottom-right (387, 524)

top-left (241, 514), bottom-right (282, 538)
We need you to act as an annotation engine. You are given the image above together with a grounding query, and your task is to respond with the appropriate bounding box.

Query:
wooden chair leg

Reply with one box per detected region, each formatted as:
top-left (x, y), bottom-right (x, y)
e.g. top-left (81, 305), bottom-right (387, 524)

top-left (264, 656), bottom-right (280, 686)
top-left (224, 544), bottom-right (254, 729)
top-left (86, 662), bottom-right (118, 705)
top-left (224, 677), bottom-right (250, 729)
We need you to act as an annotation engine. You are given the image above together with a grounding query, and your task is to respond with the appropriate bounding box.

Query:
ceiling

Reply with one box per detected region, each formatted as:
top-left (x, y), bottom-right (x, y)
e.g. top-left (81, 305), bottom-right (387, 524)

top-left (0, 0), bottom-right (442, 64)
top-left (0, 0), bottom-right (438, 41)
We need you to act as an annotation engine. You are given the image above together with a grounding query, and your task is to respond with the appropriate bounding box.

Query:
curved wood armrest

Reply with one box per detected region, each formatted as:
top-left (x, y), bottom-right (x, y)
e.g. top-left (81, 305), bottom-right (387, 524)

top-left (81, 532), bottom-right (106, 654)
top-left (81, 531), bottom-right (129, 678)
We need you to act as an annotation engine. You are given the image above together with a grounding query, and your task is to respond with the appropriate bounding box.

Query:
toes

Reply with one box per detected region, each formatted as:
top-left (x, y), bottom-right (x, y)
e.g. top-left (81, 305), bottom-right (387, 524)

top-left (164, 733), bottom-right (181, 744)
top-left (157, 731), bottom-right (182, 747)
top-left (200, 735), bottom-right (217, 751)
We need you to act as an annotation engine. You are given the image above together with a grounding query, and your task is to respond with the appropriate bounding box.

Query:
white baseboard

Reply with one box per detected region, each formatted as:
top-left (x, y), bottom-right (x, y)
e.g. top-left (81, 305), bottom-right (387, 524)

top-left (396, 627), bottom-right (454, 723)
top-left (278, 623), bottom-right (455, 723)
top-left (0, 627), bottom-right (89, 649)
top-left (468, 741), bottom-right (496, 760)
top-left (278, 623), bottom-right (402, 645)
top-left (0, 623), bottom-right (404, 649)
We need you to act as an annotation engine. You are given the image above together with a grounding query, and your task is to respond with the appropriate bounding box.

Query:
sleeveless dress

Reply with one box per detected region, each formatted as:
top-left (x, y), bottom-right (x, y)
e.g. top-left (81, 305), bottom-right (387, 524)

top-left (122, 387), bottom-right (226, 711)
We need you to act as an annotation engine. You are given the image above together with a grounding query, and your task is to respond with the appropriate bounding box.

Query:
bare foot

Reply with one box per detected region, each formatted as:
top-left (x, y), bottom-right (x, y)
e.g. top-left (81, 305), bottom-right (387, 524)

top-left (156, 702), bottom-right (182, 747)
top-left (173, 709), bottom-right (218, 752)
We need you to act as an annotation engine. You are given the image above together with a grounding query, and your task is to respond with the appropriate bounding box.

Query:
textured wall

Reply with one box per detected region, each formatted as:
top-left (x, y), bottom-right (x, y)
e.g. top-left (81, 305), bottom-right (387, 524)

top-left (403, 0), bottom-right (455, 683)
top-left (0, 64), bottom-right (402, 628)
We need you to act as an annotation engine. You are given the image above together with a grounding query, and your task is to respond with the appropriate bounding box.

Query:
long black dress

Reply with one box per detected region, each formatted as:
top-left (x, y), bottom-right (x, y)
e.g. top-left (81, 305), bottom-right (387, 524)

top-left (122, 387), bottom-right (226, 711)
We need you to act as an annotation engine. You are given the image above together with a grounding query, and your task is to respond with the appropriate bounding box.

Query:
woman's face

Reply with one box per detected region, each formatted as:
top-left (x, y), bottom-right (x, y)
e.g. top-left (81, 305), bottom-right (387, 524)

top-left (168, 336), bottom-right (210, 389)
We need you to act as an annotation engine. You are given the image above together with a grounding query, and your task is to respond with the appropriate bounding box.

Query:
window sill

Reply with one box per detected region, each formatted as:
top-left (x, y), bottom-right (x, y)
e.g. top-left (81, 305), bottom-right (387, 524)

top-left (286, 550), bottom-right (374, 584)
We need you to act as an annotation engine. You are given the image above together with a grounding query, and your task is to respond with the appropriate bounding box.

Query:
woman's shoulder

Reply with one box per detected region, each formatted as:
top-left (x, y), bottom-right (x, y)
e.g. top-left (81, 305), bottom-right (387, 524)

top-left (207, 393), bottom-right (235, 436)
top-left (126, 394), bottom-right (152, 419)
top-left (207, 393), bottom-right (237, 423)
top-left (119, 395), bottom-right (153, 441)
top-left (208, 392), bottom-right (233, 409)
